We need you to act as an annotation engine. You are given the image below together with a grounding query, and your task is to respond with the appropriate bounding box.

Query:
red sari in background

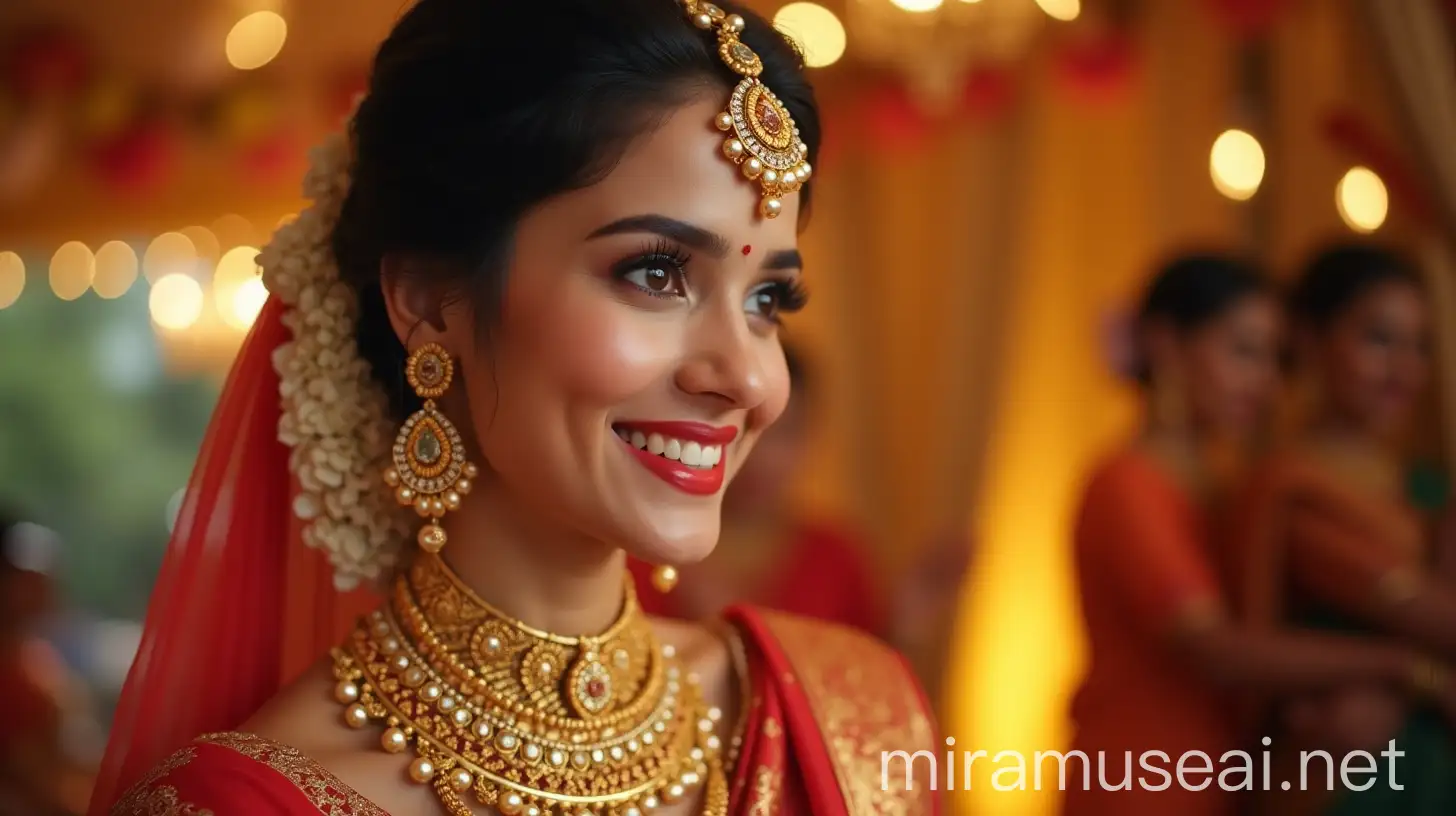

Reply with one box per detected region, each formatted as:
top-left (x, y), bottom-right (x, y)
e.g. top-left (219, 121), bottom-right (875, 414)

top-left (1063, 450), bottom-right (1238, 816)
top-left (108, 606), bottom-right (938, 815)
top-left (631, 522), bottom-right (886, 635)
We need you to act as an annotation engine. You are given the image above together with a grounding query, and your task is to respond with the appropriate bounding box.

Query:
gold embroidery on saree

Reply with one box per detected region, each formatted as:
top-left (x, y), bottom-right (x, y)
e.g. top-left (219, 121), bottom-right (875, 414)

top-left (200, 732), bottom-right (389, 816)
top-left (110, 748), bottom-right (201, 816)
top-left (121, 786), bottom-right (213, 816)
top-left (748, 764), bottom-right (783, 816)
top-left (762, 612), bottom-right (936, 815)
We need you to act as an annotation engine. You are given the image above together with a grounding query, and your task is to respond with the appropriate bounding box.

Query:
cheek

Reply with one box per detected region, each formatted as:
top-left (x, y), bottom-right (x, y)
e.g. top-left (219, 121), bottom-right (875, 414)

top-left (472, 279), bottom-right (687, 440)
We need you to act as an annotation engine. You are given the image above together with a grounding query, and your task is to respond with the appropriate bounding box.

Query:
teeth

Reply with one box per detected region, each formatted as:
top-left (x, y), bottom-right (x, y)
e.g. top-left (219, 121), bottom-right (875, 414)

top-left (617, 428), bottom-right (723, 470)
top-left (681, 442), bottom-right (702, 466)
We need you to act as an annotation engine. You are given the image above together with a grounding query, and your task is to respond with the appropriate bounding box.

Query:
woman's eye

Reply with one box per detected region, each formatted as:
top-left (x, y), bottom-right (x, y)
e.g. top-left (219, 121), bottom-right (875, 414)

top-left (744, 285), bottom-right (781, 319)
top-left (622, 262), bottom-right (687, 298)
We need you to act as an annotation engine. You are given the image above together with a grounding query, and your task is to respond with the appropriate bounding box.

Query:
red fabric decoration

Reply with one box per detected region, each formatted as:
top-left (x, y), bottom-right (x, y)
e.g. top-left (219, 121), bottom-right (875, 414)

top-left (4, 24), bottom-right (91, 103)
top-left (1202, 0), bottom-right (1291, 38)
top-left (1054, 28), bottom-right (1139, 107)
top-left (90, 119), bottom-right (175, 195)
top-left (237, 127), bottom-right (303, 185)
top-left (864, 84), bottom-right (931, 152)
top-left (958, 67), bottom-right (1015, 123)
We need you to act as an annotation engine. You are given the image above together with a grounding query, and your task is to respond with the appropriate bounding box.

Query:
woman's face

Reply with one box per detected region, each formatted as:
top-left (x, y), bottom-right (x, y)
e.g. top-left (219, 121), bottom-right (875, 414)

top-left (1178, 294), bottom-right (1282, 436)
top-left (1314, 280), bottom-right (1429, 436)
top-left (413, 97), bottom-right (803, 566)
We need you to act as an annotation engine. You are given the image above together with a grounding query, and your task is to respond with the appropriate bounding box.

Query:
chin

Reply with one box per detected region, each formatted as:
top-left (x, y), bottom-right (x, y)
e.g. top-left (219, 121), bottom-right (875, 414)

top-left (619, 509), bottom-right (724, 567)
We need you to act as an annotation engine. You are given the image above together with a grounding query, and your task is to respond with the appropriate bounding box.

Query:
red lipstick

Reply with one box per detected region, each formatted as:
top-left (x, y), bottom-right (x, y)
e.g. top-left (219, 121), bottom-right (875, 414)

top-left (614, 421), bottom-right (737, 496)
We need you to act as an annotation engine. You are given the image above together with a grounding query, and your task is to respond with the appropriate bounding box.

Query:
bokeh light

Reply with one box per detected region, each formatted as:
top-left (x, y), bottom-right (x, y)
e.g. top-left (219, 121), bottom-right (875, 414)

top-left (93, 240), bottom-right (139, 299)
top-left (214, 246), bottom-right (265, 329)
top-left (50, 241), bottom-right (95, 301)
top-left (231, 277), bottom-right (270, 329)
top-left (1336, 166), bottom-right (1389, 234)
top-left (143, 232), bottom-right (198, 283)
top-left (212, 213), bottom-right (258, 249)
top-left (226, 11), bottom-right (288, 71)
top-left (0, 252), bottom-right (23, 309)
top-left (1210, 129), bottom-right (1265, 201)
top-left (180, 225), bottom-right (222, 263)
top-left (1035, 0), bottom-right (1081, 21)
top-left (773, 3), bottom-right (847, 68)
top-left (889, 0), bottom-right (944, 13)
top-left (149, 273), bottom-right (205, 330)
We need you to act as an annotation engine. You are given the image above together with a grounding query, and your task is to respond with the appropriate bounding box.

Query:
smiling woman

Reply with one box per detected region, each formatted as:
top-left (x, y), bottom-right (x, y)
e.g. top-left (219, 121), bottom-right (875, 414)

top-left (90, 1), bottom-right (939, 815)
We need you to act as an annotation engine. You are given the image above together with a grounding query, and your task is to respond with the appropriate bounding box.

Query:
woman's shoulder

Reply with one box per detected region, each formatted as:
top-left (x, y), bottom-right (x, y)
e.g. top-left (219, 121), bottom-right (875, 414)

top-left (725, 607), bottom-right (936, 734)
top-left (109, 731), bottom-right (388, 816)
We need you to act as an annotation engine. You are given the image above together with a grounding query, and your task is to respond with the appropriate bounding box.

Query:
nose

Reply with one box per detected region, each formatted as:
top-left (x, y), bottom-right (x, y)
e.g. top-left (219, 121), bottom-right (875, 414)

top-left (674, 305), bottom-right (769, 410)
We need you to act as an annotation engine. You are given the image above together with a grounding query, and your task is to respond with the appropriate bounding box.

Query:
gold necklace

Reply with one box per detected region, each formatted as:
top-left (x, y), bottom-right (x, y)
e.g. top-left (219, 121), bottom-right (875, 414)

top-left (331, 554), bottom-right (728, 816)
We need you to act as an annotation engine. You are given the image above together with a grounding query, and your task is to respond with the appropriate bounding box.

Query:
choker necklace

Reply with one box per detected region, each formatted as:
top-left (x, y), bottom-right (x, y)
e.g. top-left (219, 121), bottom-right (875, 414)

top-left (331, 554), bottom-right (728, 816)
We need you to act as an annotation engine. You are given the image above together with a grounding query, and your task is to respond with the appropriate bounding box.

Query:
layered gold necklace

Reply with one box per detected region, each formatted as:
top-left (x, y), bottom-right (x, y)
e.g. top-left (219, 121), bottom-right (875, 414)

top-left (331, 554), bottom-right (728, 816)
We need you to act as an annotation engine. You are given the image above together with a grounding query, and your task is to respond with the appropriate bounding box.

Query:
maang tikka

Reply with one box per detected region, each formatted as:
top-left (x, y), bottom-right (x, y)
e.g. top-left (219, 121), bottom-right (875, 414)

top-left (383, 343), bottom-right (477, 553)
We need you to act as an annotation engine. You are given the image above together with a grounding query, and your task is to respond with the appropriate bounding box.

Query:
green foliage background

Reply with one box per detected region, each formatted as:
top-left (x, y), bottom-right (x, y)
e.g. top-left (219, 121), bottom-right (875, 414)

top-left (0, 283), bottom-right (218, 619)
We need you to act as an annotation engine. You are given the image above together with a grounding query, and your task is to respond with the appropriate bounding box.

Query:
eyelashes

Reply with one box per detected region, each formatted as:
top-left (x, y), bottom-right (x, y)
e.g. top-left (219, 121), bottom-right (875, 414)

top-left (609, 238), bottom-right (809, 321)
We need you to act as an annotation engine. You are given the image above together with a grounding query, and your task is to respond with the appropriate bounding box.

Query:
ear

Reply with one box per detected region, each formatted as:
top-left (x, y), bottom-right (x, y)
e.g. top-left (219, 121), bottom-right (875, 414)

top-left (380, 253), bottom-right (452, 350)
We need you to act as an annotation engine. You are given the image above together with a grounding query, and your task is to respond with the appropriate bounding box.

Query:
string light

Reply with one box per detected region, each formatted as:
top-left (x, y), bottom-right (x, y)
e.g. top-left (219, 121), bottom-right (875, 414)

top-left (889, 0), bottom-right (944, 13)
top-left (1210, 129), bottom-right (1265, 201)
top-left (214, 246), bottom-right (264, 330)
top-left (1336, 166), bottom-right (1388, 234)
top-left (149, 273), bottom-right (205, 331)
top-left (50, 241), bottom-right (95, 301)
top-left (0, 252), bottom-right (23, 309)
top-left (773, 3), bottom-right (847, 68)
top-left (180, 225), bottom-right (222, 263)
top-left (232, 277), bottom-right (270, 328)
top-left (1035, 0), bottom-right (1081, 21)
top-left (226, 11), bottom-right (288, 71)
top-left (93, 241), bottom-right (139, 299)
top-left (144, 232), bottom-right (198, 283)
top-left (212, 214), bottom-right (258, 249)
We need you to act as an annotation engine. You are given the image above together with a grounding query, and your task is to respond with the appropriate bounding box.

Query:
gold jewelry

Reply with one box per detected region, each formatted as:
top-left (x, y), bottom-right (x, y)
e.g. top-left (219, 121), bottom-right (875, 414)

top-left (680, 0), bottom-right (811, 220)
top-left (651, 564), bottom-right (680, 594)
top-left (331, 554), bottom-right (728, 816)
top-left (382, 343), bottom-right (477, 554)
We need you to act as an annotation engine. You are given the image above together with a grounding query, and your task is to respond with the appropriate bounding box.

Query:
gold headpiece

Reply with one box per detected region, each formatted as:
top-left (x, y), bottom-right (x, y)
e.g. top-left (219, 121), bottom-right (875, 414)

top-left (681, 0), bottom-right (812, 219)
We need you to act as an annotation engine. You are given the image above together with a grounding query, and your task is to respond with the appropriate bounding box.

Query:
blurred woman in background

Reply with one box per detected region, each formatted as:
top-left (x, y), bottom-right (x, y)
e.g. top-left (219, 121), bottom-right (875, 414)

top-left (1233, 244), bottom-right (1456, 815)
top-left (0, 513), bottom-right (92, 816)
top-left (1064, 254), bottom-right (1454, 816)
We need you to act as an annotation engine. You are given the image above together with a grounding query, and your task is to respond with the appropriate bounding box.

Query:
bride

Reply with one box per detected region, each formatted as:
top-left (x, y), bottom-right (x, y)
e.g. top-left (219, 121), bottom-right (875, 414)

top-left (90, 0), bottom-right (940, 814)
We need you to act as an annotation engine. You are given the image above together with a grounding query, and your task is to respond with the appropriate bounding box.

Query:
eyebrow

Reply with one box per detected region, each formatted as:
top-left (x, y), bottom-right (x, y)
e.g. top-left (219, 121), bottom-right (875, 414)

top-left (587, 214), bottom-right (730, 259)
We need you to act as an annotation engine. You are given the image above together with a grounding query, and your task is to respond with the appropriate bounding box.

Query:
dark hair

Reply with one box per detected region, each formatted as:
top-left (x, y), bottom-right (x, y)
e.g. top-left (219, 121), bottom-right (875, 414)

top-left (1287, 243), bottom-right (1422, 330)
top-left (1132, 253), bottom-right (1270, 383)
top-left (333, 0), bottom-right (821, 420)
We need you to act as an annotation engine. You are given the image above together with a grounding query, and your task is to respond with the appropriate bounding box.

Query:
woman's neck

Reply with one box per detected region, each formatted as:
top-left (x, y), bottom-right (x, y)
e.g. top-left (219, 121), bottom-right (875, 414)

top-left (435, 485), bottom-right (626, 636)
top-left (1137, 423), bottom-right (1210, 499)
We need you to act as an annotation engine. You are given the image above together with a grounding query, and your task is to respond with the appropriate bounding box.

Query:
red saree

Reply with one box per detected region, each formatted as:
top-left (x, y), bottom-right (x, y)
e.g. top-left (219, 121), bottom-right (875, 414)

top-left (107, 607), bottom-right (938, 815)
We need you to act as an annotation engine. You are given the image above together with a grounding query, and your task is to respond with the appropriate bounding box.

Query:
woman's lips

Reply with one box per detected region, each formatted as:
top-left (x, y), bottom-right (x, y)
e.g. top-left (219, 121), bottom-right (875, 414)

top-left (613, 421), bottom-right (736, 496)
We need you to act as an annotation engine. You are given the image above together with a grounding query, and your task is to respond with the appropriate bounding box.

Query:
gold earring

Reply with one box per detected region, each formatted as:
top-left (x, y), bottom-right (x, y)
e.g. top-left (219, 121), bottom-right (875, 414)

top-left (382, 343), bottom-right (477, 554)
top-left (650, 565), bottom-right (679, 594)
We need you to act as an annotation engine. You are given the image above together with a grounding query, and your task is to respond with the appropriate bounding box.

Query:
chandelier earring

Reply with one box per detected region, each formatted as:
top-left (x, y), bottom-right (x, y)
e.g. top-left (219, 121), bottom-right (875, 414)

top-left (382, 343), bottom-right (477, 554)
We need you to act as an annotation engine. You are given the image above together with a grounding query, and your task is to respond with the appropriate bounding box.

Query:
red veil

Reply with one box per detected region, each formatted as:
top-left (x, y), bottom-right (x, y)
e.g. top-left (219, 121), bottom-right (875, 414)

top-left (87, 298), bottom-right (379, 813)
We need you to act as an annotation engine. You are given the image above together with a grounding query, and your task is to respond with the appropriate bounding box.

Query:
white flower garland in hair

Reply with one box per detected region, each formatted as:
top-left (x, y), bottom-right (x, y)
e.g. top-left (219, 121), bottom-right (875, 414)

top-left (258, 133), bottom-right (411, 590)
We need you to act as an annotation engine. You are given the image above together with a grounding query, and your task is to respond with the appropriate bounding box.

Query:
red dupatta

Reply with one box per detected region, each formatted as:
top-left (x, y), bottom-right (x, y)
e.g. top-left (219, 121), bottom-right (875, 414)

top-left (88, 299), bottom-right (379, 814)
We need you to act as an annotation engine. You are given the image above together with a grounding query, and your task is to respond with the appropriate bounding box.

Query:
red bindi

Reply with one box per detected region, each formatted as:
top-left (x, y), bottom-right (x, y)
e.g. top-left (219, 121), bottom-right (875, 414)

top-left (741, 244), bottom-right (752, 256)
